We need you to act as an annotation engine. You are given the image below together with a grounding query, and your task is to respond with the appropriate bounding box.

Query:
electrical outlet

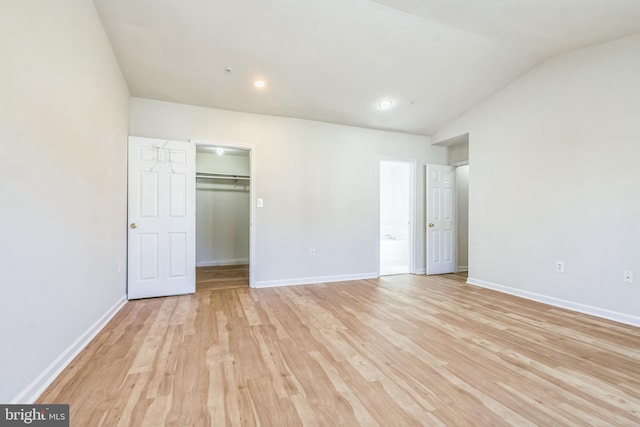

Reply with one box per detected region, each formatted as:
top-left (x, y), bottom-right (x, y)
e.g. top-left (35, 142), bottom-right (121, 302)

top-left (309, 249), bottom-right (316, 258)
top-left (556, 261), bottom-right (565, 273)
top-left (117, 260), bottom-right (121, 273)
top-left (624, 271), bottom-right (633, 284)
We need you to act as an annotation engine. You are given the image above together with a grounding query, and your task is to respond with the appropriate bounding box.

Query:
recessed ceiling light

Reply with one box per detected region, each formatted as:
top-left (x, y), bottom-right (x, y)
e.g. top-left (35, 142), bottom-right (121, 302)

top-left (254, 80), bottom-right (266, 88)
top-left (378, 99), bottom-right (393, 110)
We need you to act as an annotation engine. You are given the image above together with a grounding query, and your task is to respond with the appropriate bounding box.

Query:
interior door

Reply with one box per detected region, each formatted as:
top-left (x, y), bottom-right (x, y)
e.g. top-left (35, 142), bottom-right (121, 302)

top-left (127, 136), bottom-right (196, 299)
top-left (426, 164), bottom-right (456, 275)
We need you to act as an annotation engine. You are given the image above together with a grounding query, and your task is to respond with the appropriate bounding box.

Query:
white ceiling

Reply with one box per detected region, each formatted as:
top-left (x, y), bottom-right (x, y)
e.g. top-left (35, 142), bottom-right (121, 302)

top-left (94, 0), bottom-right (640, 135)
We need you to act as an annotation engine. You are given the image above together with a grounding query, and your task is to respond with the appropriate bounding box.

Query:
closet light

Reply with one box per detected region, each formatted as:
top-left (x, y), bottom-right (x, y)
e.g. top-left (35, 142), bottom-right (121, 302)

top-left (378, 99), bottom-right (393, 110)
top-left (215, 147), bottom-right (224, 156)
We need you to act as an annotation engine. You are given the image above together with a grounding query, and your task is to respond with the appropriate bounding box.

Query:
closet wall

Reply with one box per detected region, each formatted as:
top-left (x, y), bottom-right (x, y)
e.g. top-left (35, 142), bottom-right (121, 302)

top-left (448, 141), bottom-right (469, 272)
top-left (196, 148), bottom-right (250, 266)
top-left (455, 165), bottom-right (469, 271)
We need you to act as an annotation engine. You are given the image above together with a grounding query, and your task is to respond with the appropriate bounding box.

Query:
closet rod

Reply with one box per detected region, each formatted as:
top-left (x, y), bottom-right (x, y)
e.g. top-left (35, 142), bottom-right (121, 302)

top-left (196, 175), bottom-right (250, 181)
top-left (195, 172), bottom-right (250, 181)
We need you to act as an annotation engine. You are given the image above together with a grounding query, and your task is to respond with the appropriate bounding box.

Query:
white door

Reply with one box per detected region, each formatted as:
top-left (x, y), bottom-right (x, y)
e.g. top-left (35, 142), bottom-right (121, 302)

top-left (426, 164), bottom-right (456, 275)
top-left (128, 137), bottom-right (196, 299)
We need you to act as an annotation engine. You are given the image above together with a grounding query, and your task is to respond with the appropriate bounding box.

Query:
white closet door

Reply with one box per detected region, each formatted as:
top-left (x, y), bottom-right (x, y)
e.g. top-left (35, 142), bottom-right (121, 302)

top-left (127, 136), bottom-right (196, 299)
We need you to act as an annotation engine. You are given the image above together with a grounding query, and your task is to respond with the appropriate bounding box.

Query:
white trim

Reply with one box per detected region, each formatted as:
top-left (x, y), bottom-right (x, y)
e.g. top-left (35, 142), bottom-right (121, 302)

top-left (12, 296), bottom-right (127, 404)
top-left (410, 161), bottom-right (417, 275)
top-left (451, 160), bottom-right (469, 167)
top-left (255, 272), bottom-right (378, 288)
top-left (457, 266), bottom-right (468, 272)
top-left (191, 138), bottom-right (256, 288)
top-left (414, 268), bottom-right (426, 275)
top-left (196, 258), bottom-right (249, 267)
top-left (467, 278), bottom-right (640, 328)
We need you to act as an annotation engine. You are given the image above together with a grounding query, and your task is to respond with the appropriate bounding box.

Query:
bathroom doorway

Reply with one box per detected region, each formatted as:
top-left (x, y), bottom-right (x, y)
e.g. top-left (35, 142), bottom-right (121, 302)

top-left (379, 160), bottom-right (415, 276)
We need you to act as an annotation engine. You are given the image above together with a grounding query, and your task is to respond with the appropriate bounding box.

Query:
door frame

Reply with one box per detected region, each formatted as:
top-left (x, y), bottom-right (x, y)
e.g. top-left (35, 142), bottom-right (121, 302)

top-left (191, 138), bottom-right (256, 287)
top-left (378, 159), bottom-right (417, 276)
top-left (452, 161), bottom-right (468, 274)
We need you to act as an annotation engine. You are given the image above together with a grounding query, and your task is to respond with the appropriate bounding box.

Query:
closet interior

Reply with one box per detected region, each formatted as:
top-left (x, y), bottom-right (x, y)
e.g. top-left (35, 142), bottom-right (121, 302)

top-left (195, 146), bottom-right (250, 289)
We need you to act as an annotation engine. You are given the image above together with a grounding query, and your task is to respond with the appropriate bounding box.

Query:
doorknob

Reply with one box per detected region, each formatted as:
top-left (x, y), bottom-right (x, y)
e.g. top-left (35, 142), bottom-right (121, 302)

top-left (428, 223), bottom-right (434, 228)
top-left (130, 223), bottom-right (137, 229)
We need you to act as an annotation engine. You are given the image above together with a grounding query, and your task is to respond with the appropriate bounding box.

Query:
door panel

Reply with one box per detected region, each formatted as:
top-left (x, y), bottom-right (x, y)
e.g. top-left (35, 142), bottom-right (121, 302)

top-left (426, 164), bottom-right (456, 275)
top-left (128, 137), bottom-right (196, 299)
top-left (168, 232), bottom-right (187, 278)
top-left (139, 234), bottom-right (159, 280)
top-left (169, 174), bottom-right (187, 217)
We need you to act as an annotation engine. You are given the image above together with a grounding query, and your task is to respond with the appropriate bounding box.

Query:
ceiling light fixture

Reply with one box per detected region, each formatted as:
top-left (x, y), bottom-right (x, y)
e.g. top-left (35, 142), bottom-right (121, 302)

top-left (378, 99), bottom-right (393, 110)
top-left (254, 80), bottom-right (266, 88)
top-left (215, 147), bottom-right (224, 156)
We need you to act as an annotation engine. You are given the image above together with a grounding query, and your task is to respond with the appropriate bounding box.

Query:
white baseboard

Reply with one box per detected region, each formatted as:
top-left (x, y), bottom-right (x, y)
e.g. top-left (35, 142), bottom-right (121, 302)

top-left (414, 268), bottom-right (426, 275)
top-left (196, 258), bottom-right (248, 267)
top-left (457, 266), bottom-right (468, 272)
top-left (254, 272), bottom-right (378, 288)
top-left (467, 278), bottom-right (640, 328)
top-left (12, 296), bottom-right (127, 404)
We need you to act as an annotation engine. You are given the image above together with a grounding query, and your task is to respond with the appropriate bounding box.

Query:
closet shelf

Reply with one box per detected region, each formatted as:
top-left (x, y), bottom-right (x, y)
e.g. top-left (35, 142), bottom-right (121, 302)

top-left (196, 172), bottom-right (250, 181)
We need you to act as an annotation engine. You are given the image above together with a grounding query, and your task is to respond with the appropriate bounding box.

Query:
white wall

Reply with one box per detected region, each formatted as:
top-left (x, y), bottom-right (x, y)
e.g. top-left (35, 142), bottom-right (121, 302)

top-left (448, 141), bottom-right (469, 165)
top-left (197, 151), bottom-right (250, 176)
top-left (131, 98), bottom-right (448, 284)
top-left (434, 34), bottom-right (640, 324)
top-left (455, 165), bottom-right (469, 271)
top-left (0, 0), bottom-right (130, 402)
top-left (196, 152), bottom-right (250, 266)
top-left (196, 185), bottom-right (250, 266)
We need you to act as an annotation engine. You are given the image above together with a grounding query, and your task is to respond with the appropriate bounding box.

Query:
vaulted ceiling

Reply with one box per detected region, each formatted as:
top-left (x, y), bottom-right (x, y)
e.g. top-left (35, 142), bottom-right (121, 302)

top-left (94, 0), bottom-right (640, 135)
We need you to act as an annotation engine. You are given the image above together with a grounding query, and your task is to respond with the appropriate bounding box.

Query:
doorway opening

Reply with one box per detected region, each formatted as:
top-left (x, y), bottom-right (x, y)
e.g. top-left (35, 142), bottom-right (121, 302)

top-left (379, 160), bottom-right (415, 276)
top-left (455, 164), bottom-right (469, 273)
top-left (194, 144), bottom-right (252, 290)
top-left (426, 133), bottom-right (469, 277)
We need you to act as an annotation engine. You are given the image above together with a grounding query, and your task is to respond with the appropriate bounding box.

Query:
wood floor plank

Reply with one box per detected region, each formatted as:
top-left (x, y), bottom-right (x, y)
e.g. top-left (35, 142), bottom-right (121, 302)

top-left (196, 265), bottom-right (249, 291)
top-left (37, 273), bottom-right (640, 426)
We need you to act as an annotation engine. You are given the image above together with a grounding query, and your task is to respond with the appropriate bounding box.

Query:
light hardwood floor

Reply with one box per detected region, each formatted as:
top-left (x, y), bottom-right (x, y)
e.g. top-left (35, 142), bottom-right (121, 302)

top-left (196, 265), bottom-right (249, 291)
top-left (38, 273), bottom-right (640, 426)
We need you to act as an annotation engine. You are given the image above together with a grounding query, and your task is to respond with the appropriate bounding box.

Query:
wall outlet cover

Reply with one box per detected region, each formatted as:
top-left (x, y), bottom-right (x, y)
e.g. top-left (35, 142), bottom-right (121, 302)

top-left (624, 271), bottom-right (633, 284)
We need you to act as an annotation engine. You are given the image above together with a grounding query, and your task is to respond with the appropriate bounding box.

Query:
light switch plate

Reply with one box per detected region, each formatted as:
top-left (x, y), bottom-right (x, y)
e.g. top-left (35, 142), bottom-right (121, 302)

top-left (257, 198), bottom-right (264, 208)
